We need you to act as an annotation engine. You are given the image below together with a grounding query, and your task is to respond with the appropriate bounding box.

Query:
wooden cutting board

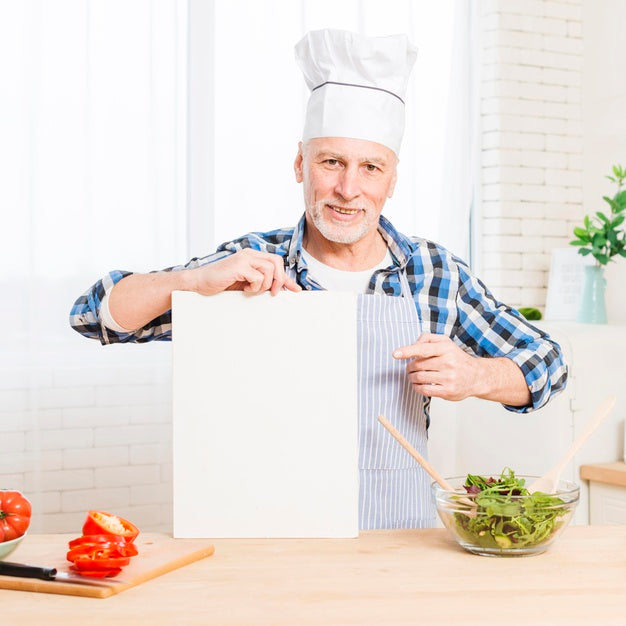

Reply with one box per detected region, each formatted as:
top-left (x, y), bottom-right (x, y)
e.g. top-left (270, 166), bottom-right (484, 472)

top-left (0, 533), bottom-right (215, 598)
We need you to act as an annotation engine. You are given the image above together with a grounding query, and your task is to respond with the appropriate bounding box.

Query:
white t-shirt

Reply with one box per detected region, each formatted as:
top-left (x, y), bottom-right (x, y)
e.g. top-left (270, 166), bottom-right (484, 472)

top-left (301, 248), bottom-right (393, 293)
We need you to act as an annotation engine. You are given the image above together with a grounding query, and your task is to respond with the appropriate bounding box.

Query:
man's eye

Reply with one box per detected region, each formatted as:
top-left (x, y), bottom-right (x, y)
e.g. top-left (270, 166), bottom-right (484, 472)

top-left (365, 164), bottom-right (379, 172)
top-left (325, 159), bottom-right (339, 166)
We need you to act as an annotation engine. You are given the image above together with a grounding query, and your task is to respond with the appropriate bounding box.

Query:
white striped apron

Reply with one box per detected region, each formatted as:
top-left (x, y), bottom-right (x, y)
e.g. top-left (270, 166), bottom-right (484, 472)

top-left (357, 271), bottom-right (435, 529)
top-left (288, 264), bottom-right (435, 529)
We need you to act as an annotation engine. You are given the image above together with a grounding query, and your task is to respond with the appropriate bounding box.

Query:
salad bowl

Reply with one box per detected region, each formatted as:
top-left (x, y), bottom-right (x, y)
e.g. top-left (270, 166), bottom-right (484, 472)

top-left (432, 470), bottom-right (579, 557)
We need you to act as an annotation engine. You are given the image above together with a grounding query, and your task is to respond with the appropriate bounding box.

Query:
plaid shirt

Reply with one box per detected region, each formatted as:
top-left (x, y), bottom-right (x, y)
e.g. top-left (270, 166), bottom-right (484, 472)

top-left (70, 213), bottom-right (567, 413)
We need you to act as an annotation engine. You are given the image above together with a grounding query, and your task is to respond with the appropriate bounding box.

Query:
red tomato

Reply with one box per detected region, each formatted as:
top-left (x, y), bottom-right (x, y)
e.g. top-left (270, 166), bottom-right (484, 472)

top-left (67, 534), bottom-right (138, 558)
top-left (82, 511), bottom-right (139, 543)
top-left (71, 555), bottom-right (131, 570)
top-left (69, 566), bottom-right (122, 578)
top-left (67, 543), bottom-right (137, 563)
top-left (0, 490), bottom-right (32, 542)
top-left (67, 511), bottom-right (140, 578)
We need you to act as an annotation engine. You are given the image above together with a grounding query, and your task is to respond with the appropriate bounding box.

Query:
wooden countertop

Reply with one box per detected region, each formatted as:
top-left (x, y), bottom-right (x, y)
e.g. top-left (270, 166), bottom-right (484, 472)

top-left (580, 461), bottom-right (626, 487)
top-left (1, 527), bottom-right (625, 625)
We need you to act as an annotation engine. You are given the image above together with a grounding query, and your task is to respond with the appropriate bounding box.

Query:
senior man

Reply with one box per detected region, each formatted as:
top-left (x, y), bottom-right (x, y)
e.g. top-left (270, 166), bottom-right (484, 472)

top-left (70, 29), bottom-right (567, 529)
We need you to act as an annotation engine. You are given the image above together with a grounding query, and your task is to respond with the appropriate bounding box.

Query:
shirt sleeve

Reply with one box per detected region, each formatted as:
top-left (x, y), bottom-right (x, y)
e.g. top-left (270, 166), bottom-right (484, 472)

top-left (68, 252), bottom-right (231, 345)
top-left (452, 263), bottom-right (568, 414)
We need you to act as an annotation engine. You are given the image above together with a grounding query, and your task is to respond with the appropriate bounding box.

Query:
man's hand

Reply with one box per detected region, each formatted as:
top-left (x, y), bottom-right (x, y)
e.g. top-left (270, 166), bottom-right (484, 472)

top-left (187, 249), bottom-right (301, 296)
top-left (108, 249), bottom-right (301, 331)
top-left (392, 333), bottom-right (531, 406)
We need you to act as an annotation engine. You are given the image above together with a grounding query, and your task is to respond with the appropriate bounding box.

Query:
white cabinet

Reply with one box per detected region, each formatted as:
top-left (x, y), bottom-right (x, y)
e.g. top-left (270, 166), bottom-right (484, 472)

top-left (580, 463), bottom-right (626, 524)
top-left (428, 322), bottom-right (626, 525)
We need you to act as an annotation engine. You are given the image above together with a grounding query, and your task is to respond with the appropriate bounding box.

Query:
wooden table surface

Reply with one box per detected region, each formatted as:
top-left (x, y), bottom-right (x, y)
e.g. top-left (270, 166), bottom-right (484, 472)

top-left (2, 526), bottom-right (625, 625)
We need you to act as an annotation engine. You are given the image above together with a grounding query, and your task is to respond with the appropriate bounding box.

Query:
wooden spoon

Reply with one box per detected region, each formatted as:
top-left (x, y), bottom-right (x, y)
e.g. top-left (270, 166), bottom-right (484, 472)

top-left (377, 415), bottom-right (456, 491)
top-left (377, 415), bottom-right (476, 512)
top-left (527, 395), bottom-right (617, 494)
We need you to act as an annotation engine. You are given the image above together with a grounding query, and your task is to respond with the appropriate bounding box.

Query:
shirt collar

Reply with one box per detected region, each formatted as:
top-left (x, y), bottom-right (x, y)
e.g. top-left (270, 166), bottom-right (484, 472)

top-left (287, 212), bottom-right (417, 270)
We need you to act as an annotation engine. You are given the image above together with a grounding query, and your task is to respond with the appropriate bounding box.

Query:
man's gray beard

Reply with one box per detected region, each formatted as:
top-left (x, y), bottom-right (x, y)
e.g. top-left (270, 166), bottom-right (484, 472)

top-left (308, 202), bottom-right (373, 244)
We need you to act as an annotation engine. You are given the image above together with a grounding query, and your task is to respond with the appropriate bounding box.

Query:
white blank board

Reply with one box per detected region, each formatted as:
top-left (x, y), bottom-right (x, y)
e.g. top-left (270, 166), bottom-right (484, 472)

top-left (172, 290), bottom-right (359, 538)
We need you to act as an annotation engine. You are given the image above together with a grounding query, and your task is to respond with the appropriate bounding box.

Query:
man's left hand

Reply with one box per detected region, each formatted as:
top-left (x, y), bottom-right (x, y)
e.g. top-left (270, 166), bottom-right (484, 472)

top-left (392, 333), bottom-right (480, 401)
top-left (392, 333), bottom-right (532, 406)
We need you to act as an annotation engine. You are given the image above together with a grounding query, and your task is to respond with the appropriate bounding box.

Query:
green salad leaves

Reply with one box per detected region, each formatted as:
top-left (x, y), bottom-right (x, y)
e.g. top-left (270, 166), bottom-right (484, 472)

top-left (453, 469), bottom-right (569, 550)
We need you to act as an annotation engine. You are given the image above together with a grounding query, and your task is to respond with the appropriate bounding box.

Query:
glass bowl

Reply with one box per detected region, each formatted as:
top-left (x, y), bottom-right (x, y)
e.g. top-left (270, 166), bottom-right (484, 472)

top-left (0, 533), bottom-right (27, 561)
top-left (432, 475), bottom-right (579, 557)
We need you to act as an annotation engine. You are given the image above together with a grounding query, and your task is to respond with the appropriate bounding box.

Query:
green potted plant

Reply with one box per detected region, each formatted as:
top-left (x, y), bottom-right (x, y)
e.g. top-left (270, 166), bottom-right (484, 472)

top-left (570, 164), bottom-right (626, 323)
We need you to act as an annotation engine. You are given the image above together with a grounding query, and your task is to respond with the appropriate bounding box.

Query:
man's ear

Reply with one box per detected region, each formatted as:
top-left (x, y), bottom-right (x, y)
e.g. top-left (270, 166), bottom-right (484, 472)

top-left (387, 166), bottom-right (398, 198)
top-left (294, 142), bottom-right (304, 183)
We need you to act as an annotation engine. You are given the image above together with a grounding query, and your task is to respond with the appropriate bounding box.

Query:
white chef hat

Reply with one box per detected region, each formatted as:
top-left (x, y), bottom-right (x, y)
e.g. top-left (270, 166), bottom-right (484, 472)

top-left (295, 29), bottom-right (417, 155)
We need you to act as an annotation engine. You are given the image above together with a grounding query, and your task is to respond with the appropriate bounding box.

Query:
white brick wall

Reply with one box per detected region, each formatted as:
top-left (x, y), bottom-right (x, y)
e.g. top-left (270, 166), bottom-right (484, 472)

top-left (0, 343), bottom-right (173, 534)
top-left (479, 0), bottom-right (583, 309)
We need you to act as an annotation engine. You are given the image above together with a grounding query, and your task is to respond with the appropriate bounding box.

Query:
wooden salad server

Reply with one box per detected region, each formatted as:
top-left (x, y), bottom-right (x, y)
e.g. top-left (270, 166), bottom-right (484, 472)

top-left (527, 395), bottom-right (617, 494)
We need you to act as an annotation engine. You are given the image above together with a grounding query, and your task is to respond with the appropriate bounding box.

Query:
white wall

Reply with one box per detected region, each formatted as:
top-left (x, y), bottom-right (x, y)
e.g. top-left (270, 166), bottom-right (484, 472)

top-left (0, 342), bottom-right (173, 533)
top-left (478, 0), bottom-right (584, 311)
top-left (582, 0), bottom-right (626, 322)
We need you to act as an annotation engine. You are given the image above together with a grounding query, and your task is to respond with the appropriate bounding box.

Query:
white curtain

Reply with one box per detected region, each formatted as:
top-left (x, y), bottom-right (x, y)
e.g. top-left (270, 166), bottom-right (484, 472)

top-left (0, 0), bottom-right (186, 530)
top-left (0, 0), bottom-right (187, 354)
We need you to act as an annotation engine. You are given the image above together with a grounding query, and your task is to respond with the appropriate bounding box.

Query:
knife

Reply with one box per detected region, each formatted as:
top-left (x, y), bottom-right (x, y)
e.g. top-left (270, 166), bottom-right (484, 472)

top-left (0, 561), bottom-right (128, 586)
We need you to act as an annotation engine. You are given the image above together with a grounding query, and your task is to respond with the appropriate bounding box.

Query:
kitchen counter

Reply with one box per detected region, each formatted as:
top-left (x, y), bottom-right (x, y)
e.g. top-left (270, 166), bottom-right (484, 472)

top-left (1, 526), bottom-right (625, 625)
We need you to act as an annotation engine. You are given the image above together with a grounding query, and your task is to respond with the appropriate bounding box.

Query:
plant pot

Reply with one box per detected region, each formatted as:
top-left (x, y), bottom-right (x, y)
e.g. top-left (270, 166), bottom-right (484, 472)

top-left (577, 265), bottom-right (607, 324)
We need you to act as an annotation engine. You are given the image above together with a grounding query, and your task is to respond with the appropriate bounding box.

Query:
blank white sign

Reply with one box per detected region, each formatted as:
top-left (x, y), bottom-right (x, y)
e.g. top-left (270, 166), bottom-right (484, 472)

top-left (172, 290), bottom-right (359, 538)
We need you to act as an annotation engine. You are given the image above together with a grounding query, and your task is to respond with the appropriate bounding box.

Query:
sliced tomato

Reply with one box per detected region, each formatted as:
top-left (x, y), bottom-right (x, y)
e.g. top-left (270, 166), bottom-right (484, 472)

top-left (67, 536), bottom-right (137, 557)
top-left (82, 511), bottom-right (139, 543)
top-left (66, 545), bottom-right (132, 562)
top-left (72, 555), bottom-right (131, 570)
top-left (70, 565), bottom-right (122, 578)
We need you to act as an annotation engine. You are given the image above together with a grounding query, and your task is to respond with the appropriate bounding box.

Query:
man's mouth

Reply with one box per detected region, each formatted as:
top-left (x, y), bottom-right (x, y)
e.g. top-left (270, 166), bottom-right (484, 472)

top-left (328, 205), bottom-right (362, 215)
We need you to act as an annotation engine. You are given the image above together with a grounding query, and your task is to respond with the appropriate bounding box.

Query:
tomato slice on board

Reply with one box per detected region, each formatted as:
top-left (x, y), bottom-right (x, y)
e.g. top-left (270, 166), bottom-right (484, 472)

top-left (66, 511), bottom-right (140, 579)
top-left (66, 546), bottom-right (133, 562)
top-left (71, 555), bottom-right (131, 570)
top-left (82, 511), bottom-right (139, 543)
top-left (69, 566), bottom-right (123, 578)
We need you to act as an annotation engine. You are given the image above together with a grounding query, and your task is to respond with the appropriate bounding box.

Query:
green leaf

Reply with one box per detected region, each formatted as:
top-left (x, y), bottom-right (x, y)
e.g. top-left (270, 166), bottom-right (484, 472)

top-left (584, 215), bottom-right (591, 229)
top-left (593, 251), bottom-right (610, 264)
top-left (603, 196), bottom-right (621, 212)
top-left (570, 240), bottom-right (588, 246)
top-left (607, 176), bottom-right (617, 183)
top-left (518, 307), bottom-right (542, 321)
top-left (619, 249), bottom-right (626, 257)
top-left (611, 214), bottom-right (625, 227)
top-left (597, 211), bottom-right (610, 223)
top-left (592, 233), bottom-right (606, 247)
top-left (573, 227), bottom-right (588, 239)
top-left (615, 189), bottom-right (626, 207)
top-left (579, 248), bottom-right (592, 256)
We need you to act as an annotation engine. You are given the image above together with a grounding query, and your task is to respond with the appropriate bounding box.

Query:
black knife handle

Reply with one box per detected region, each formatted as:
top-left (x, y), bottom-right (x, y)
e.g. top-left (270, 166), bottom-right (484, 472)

top-left (0, 561), bottom-right (57, 580)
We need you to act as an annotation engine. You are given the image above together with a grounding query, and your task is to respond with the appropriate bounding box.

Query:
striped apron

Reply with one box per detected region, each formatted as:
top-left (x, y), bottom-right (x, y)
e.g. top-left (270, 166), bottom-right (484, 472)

top-left (357, 271), bottom-right (435, 529)
top-left (288, 264), bottom-right (435, 529)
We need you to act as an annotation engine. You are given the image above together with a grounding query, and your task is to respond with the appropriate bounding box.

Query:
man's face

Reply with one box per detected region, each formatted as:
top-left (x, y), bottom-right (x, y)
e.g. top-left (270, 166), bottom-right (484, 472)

top-left (294, 137), bottom-right (398, 246)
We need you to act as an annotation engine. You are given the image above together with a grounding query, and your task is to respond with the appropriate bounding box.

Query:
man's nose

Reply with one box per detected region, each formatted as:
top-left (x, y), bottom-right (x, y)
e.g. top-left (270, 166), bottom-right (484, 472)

top-left (334, 166), bottom-right (361, 201)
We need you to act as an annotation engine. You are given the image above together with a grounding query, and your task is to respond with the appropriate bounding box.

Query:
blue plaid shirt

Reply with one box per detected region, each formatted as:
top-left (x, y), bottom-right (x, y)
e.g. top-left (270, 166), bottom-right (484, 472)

top-left (70, 213), bottom-right (567, 413)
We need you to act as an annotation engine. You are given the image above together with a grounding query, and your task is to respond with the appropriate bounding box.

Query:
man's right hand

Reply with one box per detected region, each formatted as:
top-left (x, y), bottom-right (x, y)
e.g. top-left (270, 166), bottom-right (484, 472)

top-left (187, 249), bottom-right (301, 296)
top-left (108, 250), bottom-right (301, 332)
